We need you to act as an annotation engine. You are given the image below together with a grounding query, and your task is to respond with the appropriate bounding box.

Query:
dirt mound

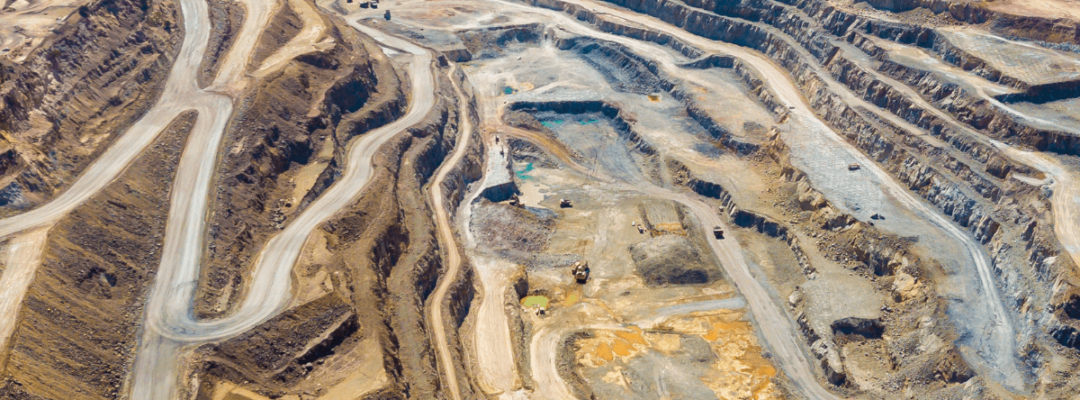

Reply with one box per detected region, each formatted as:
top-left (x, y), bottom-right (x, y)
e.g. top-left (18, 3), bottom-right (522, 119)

top-left (630, 234), bottom-right (719, 285)
top-left (471, 201), bottom-right (555, 253)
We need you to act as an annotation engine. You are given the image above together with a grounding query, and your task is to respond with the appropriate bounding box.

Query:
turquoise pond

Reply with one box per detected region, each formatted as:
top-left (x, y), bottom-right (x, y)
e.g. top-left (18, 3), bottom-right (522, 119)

top-left (541, 118), bottom-right (595, 128)
top-left (515, 162), bottom-right (534, 180)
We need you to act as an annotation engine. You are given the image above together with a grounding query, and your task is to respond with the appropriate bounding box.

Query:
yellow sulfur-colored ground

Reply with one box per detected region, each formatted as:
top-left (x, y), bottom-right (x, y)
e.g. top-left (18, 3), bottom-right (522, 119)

top-left (576, 310), bottom-right (781, 400)
top-left (576, 326), bottom-right (651, 367)
top-left (696, 314), bottom-right (780, 400)
top-left (211, 380), bottom-right (271, 400)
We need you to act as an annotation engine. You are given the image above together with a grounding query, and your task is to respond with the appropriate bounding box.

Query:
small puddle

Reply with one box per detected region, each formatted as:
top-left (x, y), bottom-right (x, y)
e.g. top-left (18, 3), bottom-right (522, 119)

top-left (503, 86), bottom-right (516, 95)
top-left (514, 162), bottom-right (534, 180)
top-left (540, 119), bottom-right (564, 128)
top-left (521, 295), bottom-right (550, 309)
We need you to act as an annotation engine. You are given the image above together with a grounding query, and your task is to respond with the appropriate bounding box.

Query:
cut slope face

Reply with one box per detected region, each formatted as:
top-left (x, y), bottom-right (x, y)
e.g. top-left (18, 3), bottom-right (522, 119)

top-left (4, 0), bottom-right (1080, 398)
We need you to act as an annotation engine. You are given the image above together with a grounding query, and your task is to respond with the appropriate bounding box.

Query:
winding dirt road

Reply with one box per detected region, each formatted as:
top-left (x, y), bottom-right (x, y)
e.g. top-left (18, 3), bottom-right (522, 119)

top-left (0, 0), bottom-right (233, 384)
top-left (0, 0), bottom-right (230, 240)
top-left (130, 13), bottom-right (437, 400)
top-left (457, 127), bottom-right (531, 396)
top-left (253, 0), bottom-right (335, 78)
top-left (506, 0), bottom-right (1026, 390)
top-left (427, 64), bottom-right (474, 400)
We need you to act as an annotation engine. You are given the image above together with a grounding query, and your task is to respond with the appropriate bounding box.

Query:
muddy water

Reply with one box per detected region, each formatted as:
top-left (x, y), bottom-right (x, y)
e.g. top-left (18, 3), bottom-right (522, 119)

top-left (535, 112), bottom-right (648, 182)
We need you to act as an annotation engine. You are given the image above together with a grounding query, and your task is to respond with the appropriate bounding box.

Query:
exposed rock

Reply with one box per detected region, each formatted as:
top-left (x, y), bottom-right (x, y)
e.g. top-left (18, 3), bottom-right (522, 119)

top-left (0, 0), bottom-right (183, 217)
top-left (0, 111), bottom-right (195, 399)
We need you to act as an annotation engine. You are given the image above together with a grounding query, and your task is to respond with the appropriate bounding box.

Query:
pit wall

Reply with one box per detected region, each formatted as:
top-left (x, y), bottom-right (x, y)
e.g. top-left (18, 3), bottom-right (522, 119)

top-left (553, 32), bottom-right (762, 152)
top-left (0, 0), bottom-right (183, 214)
top-left (195, 15), bottom-right (409, 319)
top-left (667, 158), bottom-right (816, 278)
top-left (673, 130), bottom-right (979, 391)
top-left (579, 0), bottom-right (1080, 357)
top-left (831, 0), bottom-right (1080, 49)
top-left (0, 112), bottom-right (196, 400)
top-left (456, 23), bottom-right (546, 61)
top-left (787, 0), bottom-right (1080, 148)
top-left (508, 100), bottom-right (659, 156)
top-left (191, 60), bottom-right (480, 400)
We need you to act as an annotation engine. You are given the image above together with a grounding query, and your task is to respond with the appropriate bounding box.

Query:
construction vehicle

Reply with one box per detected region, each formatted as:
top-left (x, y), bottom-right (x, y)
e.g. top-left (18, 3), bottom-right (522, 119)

top-left (713, 226), bottom-right (725, 239)
top-left (560, 198), bottom-right (572, 208)
top-left (848, 163), bottom-right (860, 171)
top-left (508, 193), bottom-right (523, 207)
top-left (571, 261), bottom-right (589, 283)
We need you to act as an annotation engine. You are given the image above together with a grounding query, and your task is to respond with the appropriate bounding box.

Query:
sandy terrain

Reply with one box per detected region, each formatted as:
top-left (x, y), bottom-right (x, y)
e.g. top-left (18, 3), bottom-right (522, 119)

top-left (986, 0), bottom-right (1080, 22)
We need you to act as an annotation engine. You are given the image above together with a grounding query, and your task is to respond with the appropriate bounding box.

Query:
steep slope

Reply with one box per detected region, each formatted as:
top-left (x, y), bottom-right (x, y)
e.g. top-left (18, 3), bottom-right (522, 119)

top-left (0, 112), bottom-right (194, 399)
top-left (0, 0), bottom-right (183, 215)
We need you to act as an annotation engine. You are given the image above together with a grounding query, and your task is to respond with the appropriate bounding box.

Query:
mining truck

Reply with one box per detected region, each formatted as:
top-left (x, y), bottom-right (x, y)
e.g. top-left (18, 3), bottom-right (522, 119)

top-left (713, 226), bottom-right (724, 239)
top-left (571, 261), bottom-right (589, 283)
top-left (560, 198), bottom-right (572, 208)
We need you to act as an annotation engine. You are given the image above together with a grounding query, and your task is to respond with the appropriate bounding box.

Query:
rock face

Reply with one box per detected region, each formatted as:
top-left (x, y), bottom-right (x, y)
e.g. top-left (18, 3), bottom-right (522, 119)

top-left (189, 51), bottom-right (481, 399)
top-left (831, 317), bottom-right (885, 339)
top-left (0, 112), bottom-right (195, 400)
top-left (194, 14), bottom-right (407, 319)
top-left (589, 0), bottom-right (1079, 346)
top-left (0, 0), bottom-right (182, 216)
top-left (514, 1), bottom-right (1079, 392)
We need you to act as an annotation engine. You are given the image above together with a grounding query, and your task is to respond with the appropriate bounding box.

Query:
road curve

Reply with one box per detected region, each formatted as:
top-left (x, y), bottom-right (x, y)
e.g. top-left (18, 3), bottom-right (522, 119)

top-left (486, 1), bottom-right (842, 397)
top-left (427, 64), bottom-right (475, 400)
top-left (485, 101), bottom-right (837, 398)
top-left (505, 0), bottom-right (1027, 390)
top-left (0, 0), bottom-right (233, 389)
top-left (0, 0), bottom-right (228, 239)
top-left (130, 19), bottom-right (437, 399)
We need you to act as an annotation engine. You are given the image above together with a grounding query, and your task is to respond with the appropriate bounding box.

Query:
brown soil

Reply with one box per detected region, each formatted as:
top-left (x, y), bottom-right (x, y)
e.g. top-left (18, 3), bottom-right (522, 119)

top-left (193, 12), bottom-right (406, 319)
top-left (0, 0), bottom-right (183, 216)
top-left (249, 1), bottom-right (302, 71)
top-left (0, 111), bottom-right (196, 400)
top-left (189, 56), bottom-right (482, 400)
top-left (198, 0), bottom-right (246, 88)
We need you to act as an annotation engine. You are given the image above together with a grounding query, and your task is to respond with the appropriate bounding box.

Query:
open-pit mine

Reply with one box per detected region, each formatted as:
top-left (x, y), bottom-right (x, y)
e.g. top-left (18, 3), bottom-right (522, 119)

top-left (4, 0), bottom-right (1080, 398)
